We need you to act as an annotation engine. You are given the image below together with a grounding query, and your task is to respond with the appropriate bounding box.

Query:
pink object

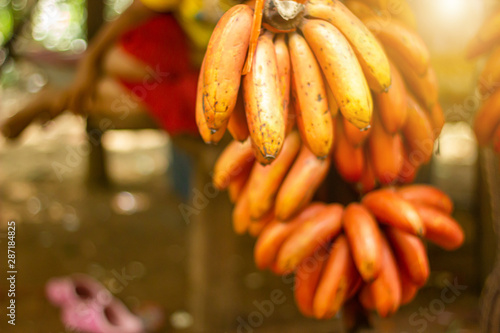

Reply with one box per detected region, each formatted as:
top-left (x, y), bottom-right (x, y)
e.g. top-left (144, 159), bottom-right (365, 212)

top-left (61, 298), bottom-right (144, 333)
top-left (46, 274), bottom-right (144, 333)
top-left (46, 274), bottom-right (112, 307)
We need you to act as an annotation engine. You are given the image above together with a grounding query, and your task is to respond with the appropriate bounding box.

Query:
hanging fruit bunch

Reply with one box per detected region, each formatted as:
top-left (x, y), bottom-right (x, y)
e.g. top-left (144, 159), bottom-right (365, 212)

top-left (285, 186), bottom-right (462, 319)
top-left (466, 8), bottom-right (500, 158)
top-left (197, 0), bottom-right (444, 189)
top-left (252, 186), bottom-right (463, 319)
top-left (201, 0), bottom-right (462, 322)
top-left (218, 151), bottom-right (465, 317)
top-left (212, 136), bottom-right (464, 318)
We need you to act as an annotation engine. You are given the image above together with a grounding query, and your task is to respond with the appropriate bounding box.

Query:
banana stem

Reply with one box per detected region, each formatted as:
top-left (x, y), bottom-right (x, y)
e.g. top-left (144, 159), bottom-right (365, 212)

top-left (243, 0), bottom-right (265, 75)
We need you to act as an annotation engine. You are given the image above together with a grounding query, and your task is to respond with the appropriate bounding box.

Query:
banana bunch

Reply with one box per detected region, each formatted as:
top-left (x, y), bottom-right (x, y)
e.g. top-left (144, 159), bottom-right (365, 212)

top-left (213, 138), bottom-right (465, 318)
top-left (198, 0), bottom-right (387, 164)
top-left (254, 185), bottom-right (464, 319)
top-left (199, 0), bottom-right (443, 189)
top-left (466, 8), bottom-right (500, 155)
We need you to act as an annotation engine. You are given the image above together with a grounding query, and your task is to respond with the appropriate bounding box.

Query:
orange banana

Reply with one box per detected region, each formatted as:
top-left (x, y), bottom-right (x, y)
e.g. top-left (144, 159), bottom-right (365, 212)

top-left (396, 185), bottom-right (453, 214)
top-left (203, 5), bottom-right (253, 129)
top-left (429, 103), bottom-right (445, 138)
top-left (213, 139), bottom-right (254, 190)
top-left (400, 270), bottom-right (418, 305)
top-left (345, 270), bottom-right (363, 301)
top-left (196, 59), bottom-right (228, 144)
top-left (343, 203), bottom-right (383, 282)
top-left (254, 203), bottom-right (327, 270)
top-left (369, 234), bottom-right (402, 317)
top-left (397, 61), bottom-right (439, 110)
top-left (466, 9), bottom-right (500, 59)
top-left (247, 131), bottom-right (301, 219)
top-left (227, 90), bottom-right (249, 142)
top-left (357, 148), bottom-right (377, 194)
top-left (313, 235), bottom-right (357, 319)
top-left (402, 94), bottom-right (434, 165)
top-left (305, 0), bottom-right (391, 93)
top-left (362, 189), bottom-right (424, 236)
top-left (275, 145), bottom-right (331, 221)
top-left (376, 61), bottom-right (408, 134)
top-left (364, 17), bottom-right (429, 76)
top-left (343, 116), bottom-right (370, 147)
top-left (368, 112), bottom-right (403, 185)
top-left (289, 32), bottom-right (334, 158)
top-left (232, 184), bottom-right (251, 234)
top-left (301, 18), bottom-right (373, 129)
top-left (478, 47), bottom-right (500, 96)
top-left (248, 209), bottom-right (275, 237)
top-left (294, 247), bottom-right (328, 317)
top-left (494, 125), bottom-right (500, 153)
top-left (333, 116), bottom-right (365, 183)
top-left (474, 88), bottom-right (500, 146)
top-left (277, 204), bottom-right (343, 272)
top-left (415, 205), bottom-right (465, 250)
top-left (385, 227), bottom-right (430, 286)
top-left (243, 32), bottom-right (285, 163)
top-left (398, 141), bottom-right (418, 184)
top-left (274, 34), bottom-right (292, 131)
top-left (359, 284), bottom-right (375, 310)
top-left (228, 161), bottom-right (253, 203)
top-left (344, 0), bottom-right (378, 21)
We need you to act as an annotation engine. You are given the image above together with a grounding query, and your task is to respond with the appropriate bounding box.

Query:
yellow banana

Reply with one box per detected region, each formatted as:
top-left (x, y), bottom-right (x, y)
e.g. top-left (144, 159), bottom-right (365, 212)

top-left (196, 59), bottom-right (227, 144)
top-left (289, 32), bottom-right (334, 158)
top-left (301, 19), bottom-right (373, 129)
top-left (305, 0), bottom-right (391, 93)
top-left (364, 17), bottom-right (429, 76)
top-left (203, 5), bottom-right (253, 130)
top-left (274, 34), bottom-right (292, 131)
top-left (243, 32), bottom-right (285, 163)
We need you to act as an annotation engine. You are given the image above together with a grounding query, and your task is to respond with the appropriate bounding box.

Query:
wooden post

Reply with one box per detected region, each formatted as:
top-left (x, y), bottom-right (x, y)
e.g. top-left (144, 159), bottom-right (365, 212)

top-left (85, 0), bottom-right (108, 185)
top-left (480, 149), bottom-right (500, 332)
top-left (183, 140), bottom-right (241, 331)
top-left (86, 0), bottom-right (105, 40)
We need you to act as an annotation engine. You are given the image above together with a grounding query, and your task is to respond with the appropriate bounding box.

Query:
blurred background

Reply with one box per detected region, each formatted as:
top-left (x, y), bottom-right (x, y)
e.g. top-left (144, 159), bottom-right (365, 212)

top-left (0, 0), bottom-right (498, 332)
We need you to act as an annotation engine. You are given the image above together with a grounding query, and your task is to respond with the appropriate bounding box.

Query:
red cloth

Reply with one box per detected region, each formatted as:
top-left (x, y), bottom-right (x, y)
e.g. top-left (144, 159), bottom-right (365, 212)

top-left (118, 14), bottom-right (199, 136)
